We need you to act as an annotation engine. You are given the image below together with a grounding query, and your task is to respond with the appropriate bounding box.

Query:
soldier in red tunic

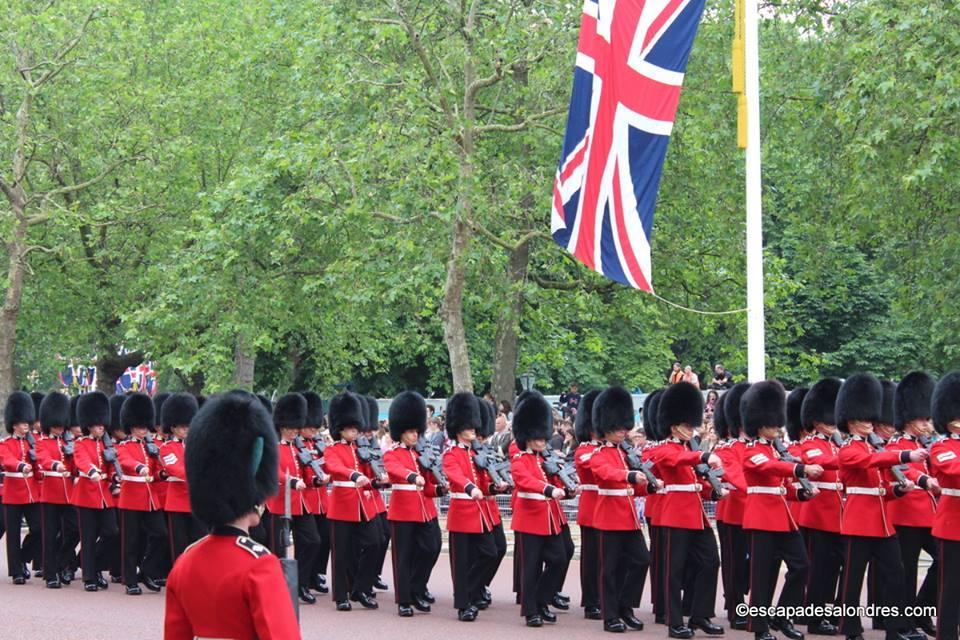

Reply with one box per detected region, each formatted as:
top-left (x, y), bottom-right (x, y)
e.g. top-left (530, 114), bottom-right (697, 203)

top-left (929, 372), bottom-right (960, 640)
top-left (574, 389), bottom-right (604, 621)
top-left (164, 390), bottom-right (301, 640)
top-left (786, 388), bottom-right (810, 533)
top-left (36, 392), bottom-right (77, 588)
top-left (719, 383), bottom-right (753, 630)
top-left (641, 390), bottom-right (667, 624)
top-left (1, 391), bottom-right (42, 584)
top-left (358, 395), bottom-right (391, 594)
top-left (325, 392), bottom-right (382, 611)
top-left (158, 393), bottom-right (204, 563)
top-left (383, 390), bottom-right (443, 617)
top-left (300, 391), bottom-right (331, 594)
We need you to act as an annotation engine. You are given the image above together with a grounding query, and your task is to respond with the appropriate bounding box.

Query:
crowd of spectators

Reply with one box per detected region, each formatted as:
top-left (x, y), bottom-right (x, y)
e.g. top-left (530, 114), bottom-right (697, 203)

top-left (667, 362), bottom-right (734, 390)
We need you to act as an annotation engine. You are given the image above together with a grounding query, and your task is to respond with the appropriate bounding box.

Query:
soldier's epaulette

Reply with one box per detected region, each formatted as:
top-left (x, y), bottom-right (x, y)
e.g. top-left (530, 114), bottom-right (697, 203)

top-left (236, 535), bottom-right (270, 558)
top-left (183, 534), bottom-right (209, 555)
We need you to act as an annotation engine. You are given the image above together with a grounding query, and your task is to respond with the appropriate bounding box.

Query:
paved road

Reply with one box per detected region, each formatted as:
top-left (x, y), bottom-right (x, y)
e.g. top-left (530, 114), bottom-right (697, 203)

top-left (0, 549), bottom-right (910, 640)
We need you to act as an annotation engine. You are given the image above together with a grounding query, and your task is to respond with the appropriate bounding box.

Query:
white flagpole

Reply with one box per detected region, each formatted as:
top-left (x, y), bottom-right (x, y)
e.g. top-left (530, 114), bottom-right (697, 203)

top-left (744, 0), bottom-right (765, 382)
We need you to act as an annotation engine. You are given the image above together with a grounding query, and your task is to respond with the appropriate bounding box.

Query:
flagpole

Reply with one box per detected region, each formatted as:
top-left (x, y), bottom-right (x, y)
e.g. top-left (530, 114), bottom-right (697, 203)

top-left (744, 0), bottom-right (765, 382)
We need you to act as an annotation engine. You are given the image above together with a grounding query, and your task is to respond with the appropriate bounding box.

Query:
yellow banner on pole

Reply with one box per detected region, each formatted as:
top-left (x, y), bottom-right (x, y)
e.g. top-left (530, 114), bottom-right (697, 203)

top-left (733, 0), bottom-right (746, 148)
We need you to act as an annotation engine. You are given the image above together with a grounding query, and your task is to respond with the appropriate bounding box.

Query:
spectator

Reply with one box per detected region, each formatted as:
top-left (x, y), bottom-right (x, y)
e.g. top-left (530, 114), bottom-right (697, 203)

top-left (499, 400), bottom-right (513, 422)
top-left (704, 389), bottom-right (719, 416)
top-left (682, 365), bottom-right (700, 388)
top-left (629, 427), bottom-right (646, 451)
top-left (490, 409), bottom-right (513, 456)
top-left (549, 418), bottom-right (568, 451)
top-left (426, 404), bottom-right (436, 418)
top-left (708, 363), bottom-right (734, 390)
top-left (668, 361), bottom-right (684, 385)
top-left (558, 382), bottom-right (582, 419)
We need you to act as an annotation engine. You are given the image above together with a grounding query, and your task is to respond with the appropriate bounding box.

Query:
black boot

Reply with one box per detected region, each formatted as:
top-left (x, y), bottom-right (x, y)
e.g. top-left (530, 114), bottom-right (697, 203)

top-left (690, 618), bottom-right (725, 635)
top-left (398, 604), bottom-right (414, 617)
top-left (808, 620), bottom-right (838, 636)
top-left (669, 625), bottom-right (695, 639)
top-left (620, 609), bottom-right (643, 630)
top-left (539, 605), bottom-right (557, 624)
top-left (458, 606), bottom-right (478, 622)
top-left (298, 586), bottom-right (316, 604)
top-left (526, 614), bottom-right (544, 627)
top-left (585, 606), bottom-right (602, 620)
top-left (605, 618), bottom-right (627, 633)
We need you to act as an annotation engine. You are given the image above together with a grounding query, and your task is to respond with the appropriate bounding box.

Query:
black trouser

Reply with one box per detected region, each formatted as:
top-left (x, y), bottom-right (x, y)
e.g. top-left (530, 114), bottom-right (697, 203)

top-left (559, 524), bottom-right (574, 595)
top-left (265, 512), bottom-right (322, 588)
top-left (937, 538), bottom-right (960, 640)
top-left (390, 519), bottom-right (442, 605)
top-left (61, 506), bottom-right (80, 572)
top-left (663, 526), bottom-right (720, 627)
top-left (77, 507), bottom-right (119, 584)
top-left (312, 514), bottom-right (331, 578)
top-left (599, 528), bottom-right (651, 622)
top-left (354, 512), bottom-right (389, 587)
top-left (650, 524), bottom-right (665, 617)
top-left (167, 511), bottom-right (206, 563)
top-left (581, 525), bottom-right (601, 609)
top-left (4, 503), bottom-right (41, 577)
top-left (330, 516), bottom-right (379, 602)
top-left (483, 522), bottom-right (507, 590)
top-left (839, 534), bottom-right (909, 638)
top-left (449, 529), bottom-right (499, 610)
top-left (105, 507), bottom-right (122, 578)
top-left (748, 529), bottom-right (808, 634)
top-left (150, 508), bottom-right (172, 579)
top-left (805, 528), bottom-right (844, 620)
top-left (120, 509), bottom-right (167, 586)
top-left (41, 502), bottom-right (79, 579)
top-left (718, 521), bottom-right (739, 620)
top-left (516, 531), bottom-right (568, 616)
top-left (896, 524), bottom-right (938, 623)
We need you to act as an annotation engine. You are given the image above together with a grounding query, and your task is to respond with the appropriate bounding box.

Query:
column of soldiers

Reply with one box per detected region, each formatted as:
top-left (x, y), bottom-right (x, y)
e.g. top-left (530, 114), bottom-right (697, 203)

top-left (3, 372), bottom-right (960, 640)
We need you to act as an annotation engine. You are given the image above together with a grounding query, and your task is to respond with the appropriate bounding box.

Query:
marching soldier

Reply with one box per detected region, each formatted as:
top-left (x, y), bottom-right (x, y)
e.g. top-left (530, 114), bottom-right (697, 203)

top-left (325, 392), bottom-right (382, 611)
top-left (301, 391), bottom-right (331, 594)
top-left (164, 390), bottom-right (301, 640)
top-left (574, 389), bottom-right (604, 621)
top-left (786, 388), bottom-right (809, 528)
top-left (158, 393), bottom-right (205, 562)
top-left (653, 382), bottom-right (725, 639)
top-left (361, 395), bottom-right (391, 593)
top-left (442, 392), bottom-right (503, 622)
top-left (72, 391), bottom-right (119, 591)
top-left (642, 390), bottom-right (666, 625)
top-left (478, 397), bottom-right (509, 609)
top-left (1, 391), bottom-right (43, 584)
top-left (796, 377), bottom-right (845, 636)
top-left (152, 392), bottom-right (171, 580)
top-left (741, 381), bottom-right (821, 640)
top-left (383, 390), bottom-right (443, 617)
top-left (117, 393), bottom-right (167, 594)
top-left (929, 371), bottom-right (960, 640)
top-left (835, 374), bottom-right (927, 640)
top-left (721, 383), bottom-right (753, 629)
top-left (713, 389), bottom-right (748, 629)
top-left (37, 392), bottom-right (78, 588)
top-left (589, 386), bottom-right (653, 633)
top-left (107, 393), bottom-right (127, 583)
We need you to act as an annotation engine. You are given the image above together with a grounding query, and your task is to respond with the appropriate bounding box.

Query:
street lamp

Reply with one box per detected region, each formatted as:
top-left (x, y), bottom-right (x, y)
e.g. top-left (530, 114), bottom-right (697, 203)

top-left (519, 371), bottom-right (535, 392)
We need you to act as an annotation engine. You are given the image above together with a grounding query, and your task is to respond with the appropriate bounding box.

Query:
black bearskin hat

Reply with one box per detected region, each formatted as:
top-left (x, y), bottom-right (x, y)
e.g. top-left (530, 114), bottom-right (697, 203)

top-left (713, 391), bottom-right (729, 439)
top-left (69, 394), bottom-right (80, 428)
top-left (895, 371), bottom-right (936, 430)
top-left (593, 386), bottom-right (636, 436)
top-left (835, 374), bottom-right (883, 433)
top-left (363, 396), bottom-right (380, 432)
top-left (785, 387), bottom-right (808, 442)
top-left (723, 383), bottom-right (751, 438)
top-left (162, 393), bottom-right (199, 434)
top-left (328, 392), bottom-right (365, 441)
top-left (153, 392), bottom-right (171, 425)
top-left (657, 382), bottom-right (703, 433)
top-left (641, 389), bottom-right (661, 439)
top-left (109, 394), bottom-right (126, 434)
top-left (575, 389), bottom-right (601, 443)
top-left (196, 394), bottom-right (207, 408)
top-left (30, 391), bottom-right (44, 422)
top-left (256, 394), bottom-right (272, 414)
top-left (40, 392), bottom-right (71, 435)
top-left (932, 371), bottom-right (960, 435)
top-left (477, 397), bottom-right (496, 439)
top-left (879, 380), bottom-right (897, 427)
top-left (513, 390), bottom-right (553, 448)
top-left (302, 392), bottom-right (324, 428)
top-left (445, 392), bottom-right (482, 440)
top-left (186, 391), bottom-right (279, 527)
top-left (273, 393), bottom-right (307, 431)
top-left (4, 391), bottom-right (35, 433)
top-left (389, 391), bottom-right (427, 442)
top-left (741, 380), bottom-right (786, 439)
top-left (77, 391), bottom-right (111, 434)
top-left (801, 378), bottom-right (841, 431)
top-left (121, 393), bottom-right (155, 434)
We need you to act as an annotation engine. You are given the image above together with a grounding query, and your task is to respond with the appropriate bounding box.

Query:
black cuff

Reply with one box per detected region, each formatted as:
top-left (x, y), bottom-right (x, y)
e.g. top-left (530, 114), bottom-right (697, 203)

top-left (88, 468), bottom-right (98, 477)
top-left (700, 452), bottom-right (711, 465)
top-left (893, 485), bottom-right (907, 498)
top-left (794, 464), bottom-right (806, 478)
top-left (918, 475), bottom-right (930, 490)
top-left (16, 462), bottom-right (26, 473)
top-left (900, 451), bottom-right (912, 464)
top-left (135, 464), bottom-right (146, 474)
top-left (464, 482), bottom-right (478, 495)
top-left (288, 477), bottom-right (299, 488)
top-left (406, 473), bottom-right (417, 483)
top-left (627, 471), bottom-right (640, 485)
top-left (349, 471), bottom-right (360, 482)
top-left (544, 485), bottom-right (555, 498)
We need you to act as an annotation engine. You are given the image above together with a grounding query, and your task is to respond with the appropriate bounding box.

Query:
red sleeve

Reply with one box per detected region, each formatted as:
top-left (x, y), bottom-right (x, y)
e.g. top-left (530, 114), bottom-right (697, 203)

top-left (839, 444), bottom-right (903, 469)
top-left (742, 448), bottom-right (800, 478)
top-left (384, 449), bottom-right (417, 484)
top-left (511, 455), bottom-right (553, 495)
top-left (657, 447), bottom-right (706, 469)
top-left (800, 441), bottom-right (839, 469)
top-left (589, 450), bottom-right (631, 484)
top-left (245, 557), bottom-right (302, 640)
top-left (36, 440), bottom-right (56, 471)
top-left (73, 440), bottom-right (97, 476)
top-left (324, 445), bottom-right (358, 482)
top-left (930, 443), bottom-right (960, 477)
top-left (442, 449), bottom-right (476, 494)
top-left (716, 447), bottom-right (747, 491)
top-left (162, 574), bottom-right (193, 640)
top-left (0, 441), bottom-right (20, 472)
top-left (118, 442), bottom-right (143, 475)
top-left (160, 443), bottom-right (186, 480)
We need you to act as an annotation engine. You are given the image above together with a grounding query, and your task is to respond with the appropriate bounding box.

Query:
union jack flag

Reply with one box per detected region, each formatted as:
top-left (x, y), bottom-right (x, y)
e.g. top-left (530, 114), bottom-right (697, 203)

top-left (551, 0), bottom-right (706, 291)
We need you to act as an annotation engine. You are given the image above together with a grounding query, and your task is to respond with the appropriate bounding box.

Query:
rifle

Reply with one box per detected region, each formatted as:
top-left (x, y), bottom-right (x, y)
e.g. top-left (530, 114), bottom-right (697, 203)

top-left (918, 433), bottom-right (939, 449)
top-left (472, 441), bottom-right (513, 488)
top-left (619, 441), bottom-right (660, 492)
top-left (542, 448), bottom-right (579, 492)
top-left (414, 438), bottom-right (448, 489)
top-left (143, 433), bottom-right (162, 459)
top-left (771, 437), bottom-right (815, 496)
top-left (24, 431), bottom-right (38, 464)
top-left (687, 436), bottom-right (725, 495)
top-left (101, 432), bottom-right (124, 493)
top-left (62, 431), bottom-right (76, 457)
top-left (830, 431), bottom-right (845, 448)
top-left (866, 433), bottom-right (910, 489)
top-left (293, 436), bottom-right (327, 486)
top-left (357, 436), bottom-right (387, 481)
top-left (279, 472), bottom-right (300, 620)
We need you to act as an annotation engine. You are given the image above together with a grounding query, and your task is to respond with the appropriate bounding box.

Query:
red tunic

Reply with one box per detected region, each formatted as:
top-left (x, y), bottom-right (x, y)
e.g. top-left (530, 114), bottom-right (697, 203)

top-left (0, 436), bottom-right (41, 504)
top-left (885, 434), bottom-right (936, 527)
top-left (723, 439), bottom-right (749, 525)
top-left (70, 436), bottom-right (115, 509)
top-left (641, 442), bottom-right (663, 524)
top-left (384, 444), bottom-right (439, 522)
top-left (929, 436), bottom-right (960, 541)
top-left (741, 439), bottom-right (804, 533)
top-left (588, 442), bottom-right (650, 531)
top-left (651, 439), bottom-right (712, 530)
top-left (797, 434), bottom-right (844, 533)
top-left (300, 437), bottom-right (327, 516)
top-left (324, 441), bottom-right (379, 522)
top-left (442, 443), bottom-right (496, 533)
top-left (264, 442), bottom-right (308, 517)
top-left (37, 434), bottom-right (74, 505)
top-left (160, 438), bottom-right (191, 513)
top-left (510, 450), bottom-right (567, 536)
top-left (151, 436), bottom-right (169, 510)
top-left (164, 527), bottom-right (301, 640)
top-left (573, 442), bottom-right (603, 527)
top-left (838, 436), bottom-right (909, 538)
top-left (787, 440), bottom-right (806, 523)
top-left (117, 438), bottom-right (162, 511)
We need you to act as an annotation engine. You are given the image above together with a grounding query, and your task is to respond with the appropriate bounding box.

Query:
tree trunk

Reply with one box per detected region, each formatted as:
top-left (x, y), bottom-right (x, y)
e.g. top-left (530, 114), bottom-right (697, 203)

top-left (0, 211), bottom-right (28, 405)
top-left (490, 239), bottom-right (530, 405)
top-left (96, 349), bottom-right (145, 395)
top-left (441, 215), bottom-right (475, 393)
top-left (234, 338), bottom-right (256, 390)
top-left (174, 369), bottom-right (205, 395)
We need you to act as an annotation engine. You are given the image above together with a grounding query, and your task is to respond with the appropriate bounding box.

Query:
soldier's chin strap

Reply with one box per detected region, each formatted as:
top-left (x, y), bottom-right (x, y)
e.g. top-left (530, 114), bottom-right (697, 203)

top-left (250, 437), bottom-right (264, 474)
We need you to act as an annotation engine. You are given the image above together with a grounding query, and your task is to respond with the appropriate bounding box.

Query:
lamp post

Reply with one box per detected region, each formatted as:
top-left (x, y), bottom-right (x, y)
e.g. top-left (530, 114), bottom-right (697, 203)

top-left (519, 372), bottom-right (535, 392)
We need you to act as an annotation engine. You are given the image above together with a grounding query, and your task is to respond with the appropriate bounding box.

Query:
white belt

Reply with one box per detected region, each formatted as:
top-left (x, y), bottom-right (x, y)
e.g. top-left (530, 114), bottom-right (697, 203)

top-left (391, 484), bottom-right (420, 491)
top-left (517, 491), bottom-right (548, 501)
top-left (812, 481), bottom-right (842, 490)
top-left (747, 486), bottom-right (786, 495)
top-left (941, 488), bottom-right (960, 497)
top-left (121, 475), bottom-right (152, 483)
top-left (846, 486), bottom-right (885, 496)
top-left (580, 484), bottom-right (598, 491)
top-left (331, 481), bottom-right (357, 488)
top-left (449, 492), bottom-right (473, 500)
top-left (166, 477), bottom-right (185, 483)
top-left (42, 471), bottom-right (70, 478)
top-left (598, 488), bottom-right (633, 496)
top-left (4, 472), bottom-right (30, 478)
top-left (664, 483), bottom-right (700, 493)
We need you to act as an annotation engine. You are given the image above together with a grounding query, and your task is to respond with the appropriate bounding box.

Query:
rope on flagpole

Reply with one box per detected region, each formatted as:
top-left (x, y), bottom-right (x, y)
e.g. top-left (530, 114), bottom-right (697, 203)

top-left (648, 291), bottom-right (749, 316)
